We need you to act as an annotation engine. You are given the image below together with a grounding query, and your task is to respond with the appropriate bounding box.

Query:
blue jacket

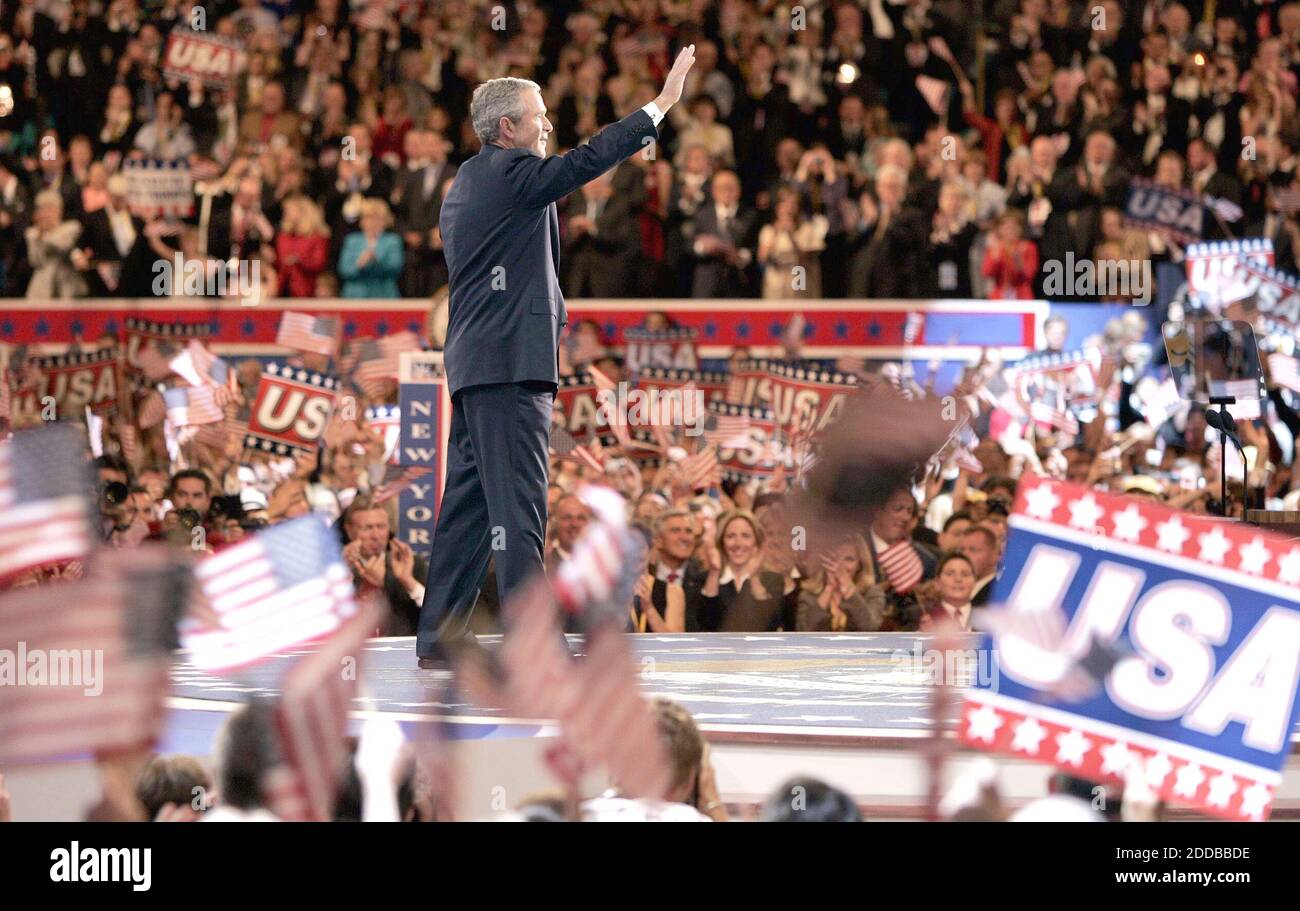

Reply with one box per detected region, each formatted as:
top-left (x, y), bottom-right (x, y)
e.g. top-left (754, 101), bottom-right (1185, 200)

top-left (338, 231), bottom-right (404, 298)
top-left (439, 109), bottom-right (658, 395)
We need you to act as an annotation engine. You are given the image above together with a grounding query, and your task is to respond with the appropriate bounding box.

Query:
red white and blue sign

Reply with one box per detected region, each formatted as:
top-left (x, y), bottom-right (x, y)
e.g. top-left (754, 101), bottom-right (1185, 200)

top-left (960, 475), bottom-right (1300, 821)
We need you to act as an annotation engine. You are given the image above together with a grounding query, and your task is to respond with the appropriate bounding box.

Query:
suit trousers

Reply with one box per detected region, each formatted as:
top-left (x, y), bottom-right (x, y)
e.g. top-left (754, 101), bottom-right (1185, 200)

top-left (416, 380), bottom-right (554, 656)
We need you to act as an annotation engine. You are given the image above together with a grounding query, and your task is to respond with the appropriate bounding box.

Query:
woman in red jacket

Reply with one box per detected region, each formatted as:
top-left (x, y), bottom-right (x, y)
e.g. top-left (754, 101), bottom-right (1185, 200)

top-left (981, 210), bottom-right (1039, 300)
top-left (275, 196), bottom-right (331, 298)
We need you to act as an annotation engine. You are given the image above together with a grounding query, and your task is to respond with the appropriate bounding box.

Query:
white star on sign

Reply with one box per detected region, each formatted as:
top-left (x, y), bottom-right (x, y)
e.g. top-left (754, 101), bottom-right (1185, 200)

top-left (1145, 753), bottom-right (1173, 787)
top-left (1024, 483), bottom-right (1061, 520)
top-left (965, 704), bottom-right (1004, 743)
top-left (1054, 728), bottom-right (1093, 767)
top-left (1099, 740), bottom-right (1135, 776)
top-left (1237, 536), bottom-right (1273, 575)
top-left (1206, 771), bottom-right (1238, 808)
top-left (1172, 763), bottom-right (1205, 798)
top-left (1111, 505), bottom-right (1148, 543)
top-left (1279, 548), bottom-right (1300, 585)
top-left (1197, 527), bottom-right (1232, 564)
top-left (1011, 717), bottom-right (1048, 754)
top-left (1068, 494), bottom-right (1104, 531)
top-left (1239, 782), bottom-right (1272, 820)
top-left (1155, 517), bottom-right (1191, 553)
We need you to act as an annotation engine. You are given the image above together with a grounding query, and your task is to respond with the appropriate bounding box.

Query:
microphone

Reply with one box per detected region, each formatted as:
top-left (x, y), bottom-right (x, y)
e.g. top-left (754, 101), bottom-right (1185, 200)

top-left (1205, 408), bottom-right (1241, 448)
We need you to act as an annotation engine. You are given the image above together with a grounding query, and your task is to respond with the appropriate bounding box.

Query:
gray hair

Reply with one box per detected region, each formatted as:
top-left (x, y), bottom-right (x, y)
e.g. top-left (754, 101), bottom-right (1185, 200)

top-left (470, 77), bottom-right (541, 145)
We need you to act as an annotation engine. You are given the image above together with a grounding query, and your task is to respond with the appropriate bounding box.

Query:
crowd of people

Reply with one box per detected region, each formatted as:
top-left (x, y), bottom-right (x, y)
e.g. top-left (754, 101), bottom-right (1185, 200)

top-left (5, 0), bottom-right (1300, 823)
top-left (4, 0), bottom-right (1300, 303)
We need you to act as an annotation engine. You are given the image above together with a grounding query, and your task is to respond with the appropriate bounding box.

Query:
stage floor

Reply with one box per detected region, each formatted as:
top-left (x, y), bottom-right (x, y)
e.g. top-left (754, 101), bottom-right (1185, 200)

top-left (168, 632), bottom-right (976, 744)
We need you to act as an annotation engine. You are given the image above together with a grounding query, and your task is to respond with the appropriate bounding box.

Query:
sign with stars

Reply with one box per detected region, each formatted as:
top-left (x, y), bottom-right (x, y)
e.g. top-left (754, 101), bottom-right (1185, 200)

top-left (244, 363), bottom-right (338, 455)
top-left (960, 475), bottom-right (1300, 821)
top-left (726, 359), bottom-right (857, 436)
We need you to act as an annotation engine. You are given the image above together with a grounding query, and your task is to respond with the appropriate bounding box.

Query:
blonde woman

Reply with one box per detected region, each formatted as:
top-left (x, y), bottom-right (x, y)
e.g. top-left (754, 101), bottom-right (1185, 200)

top-left (699, 509), bottom-right (792, 631)
top-left (796, 535), bottom-right (886, 632)
top-left (757, 186), bottom-right (827, 299)
top-left (276, 196), bottom-right (331, 297)
top-left (338, 198), bottom-right (404, 297)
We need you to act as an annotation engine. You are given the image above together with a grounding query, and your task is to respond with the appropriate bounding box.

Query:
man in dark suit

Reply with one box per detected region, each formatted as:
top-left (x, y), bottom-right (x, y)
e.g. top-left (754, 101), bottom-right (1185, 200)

top-left (561, 169), bottom-right (642, 297)
top-left (959, 524), bottom-right (1002, 608)
top-left (690, 169), bottom-right (757, 297)
top-left (80, 173), bottom-right (152, 297)
top-left (865, 487), bottom-right (938, 630)
top-left (650, 507), bottom-right (709, 632)
top-left (416, 46), bottom-right (698, 665)
top-left (341, 496), bottom-right (430, 637)
top-left (393, 128), bottom-right (457, 297)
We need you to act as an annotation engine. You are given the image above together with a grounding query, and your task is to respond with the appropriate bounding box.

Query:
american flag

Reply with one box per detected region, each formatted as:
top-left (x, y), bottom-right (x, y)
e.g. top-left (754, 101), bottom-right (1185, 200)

top-left (1029, 398), bottom-right (1080, 435)
top-left (137, 389), bottom-right (166, 428)
top-left (877, 539), bottom-right (924, 594)
top-left (1275, 186), bottom-right (1300, 213)
top-left (586, 363), bottom-right (632, 447)
top-left (459, 486), bottom-right (670, 800)
top-left (953, 446), bottom-right (983, 474)
top-left (572, 438), bottom-right (607, 474)
top-left (171, 341), bottom-right (237, 405)
top-left (1269, 353), bottom-right (1300, 394)
top-left (549, 422), bottom-right (579, 456)
top-left (372, 465), bottom-right (433, 504)
top-left (135, 340), bottom-right (183, 382)
top-left (0, 547), bottom-right (185, 764)
top-left (269, 596), bottom-right (383, 821)
top-left (277, 312), bottom-right (341, 358)
top-left (679, 445), bottom-right (720, 490)
top-left (0, 425), bottom-right (93, 584)
top-left (163, 385), bottom-right (224, 426)
top-left (181, 516), bottom-right (361, 672)
top-left (565, 624), bottom-right (672, 799)
top-left (703, 412), bottom-right (752, 448)
top-left (340, 333), bottom-right (422, 399)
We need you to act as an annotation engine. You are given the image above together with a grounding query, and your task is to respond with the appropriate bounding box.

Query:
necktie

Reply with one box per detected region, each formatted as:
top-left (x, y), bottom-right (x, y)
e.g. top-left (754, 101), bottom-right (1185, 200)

top-left (667, 571), bottom-right (680, 584)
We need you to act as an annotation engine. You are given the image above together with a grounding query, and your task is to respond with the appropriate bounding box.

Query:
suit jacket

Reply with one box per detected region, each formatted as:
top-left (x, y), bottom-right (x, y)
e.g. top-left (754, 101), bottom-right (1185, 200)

top-left (80, 207), bottom-right (152, 296)
top-left (653, 559), bottom-right (708, 632)
top-left (865, 537), bottom-right (937, 631)
top-left (439, 109), bottom-right (658, 395)
top-left (699, 569), bottom-right (787, 632)
top-left (561, 189), bottom-right (642, 297)
top-left (690, 203), bottom-right (758, 297)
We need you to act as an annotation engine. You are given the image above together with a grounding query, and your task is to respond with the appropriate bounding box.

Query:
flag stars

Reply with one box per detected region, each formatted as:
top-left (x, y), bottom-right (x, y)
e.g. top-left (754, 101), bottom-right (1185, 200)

top-left (1197, 526), bottom-right (1232, 564)
top-left (1278, 548), bottom-right (1300, 585)
top-left (1206, 771), bottom-right (1238, 808)
top-left (965, 704), bottom-right (1003, 743)
top-left (1024, 483), bottom-right (1061, 520)
top-left (1172, 763), bottom-right (1205, 798)
top-left (1155, 516), bottom-right (1191, 553)
top-left (1111, 504), bottom-right (1148, 543)
top-left (1011, 717), bottom-right (1048, 754)
top-left (1099, 740), bottom-right (1135, 776)
top-left (241, 317), bottom-right (256, 337)
top-left (1237, 536), bottom-right (1273, 575)
top-left (1054, 728), bottom-right (1092, 767)
top-left (703, 321), bottom-right (717, 339)
top-left (1239, 782), bottom-right (1272, 820)
top-left (768, 320), bottom-right (784, 338)
top-left (833, 320), bottom-right (848, 339)
top-left (736, 321), bottom-right (750, 339)
top-left (1144, 753), bottom-right (1173, 787)
top-left (1068, 493), bottom-right (1104, 532)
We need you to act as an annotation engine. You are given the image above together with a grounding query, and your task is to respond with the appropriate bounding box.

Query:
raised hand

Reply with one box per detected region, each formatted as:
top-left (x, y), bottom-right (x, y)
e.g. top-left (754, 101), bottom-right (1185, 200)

top-left (655, 44), bottom-right (697, 112)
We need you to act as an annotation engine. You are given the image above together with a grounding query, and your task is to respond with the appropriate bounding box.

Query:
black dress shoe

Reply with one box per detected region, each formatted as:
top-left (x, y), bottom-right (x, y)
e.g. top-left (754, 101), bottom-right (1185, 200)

top-left (417, 656), bottom-right (440, 669)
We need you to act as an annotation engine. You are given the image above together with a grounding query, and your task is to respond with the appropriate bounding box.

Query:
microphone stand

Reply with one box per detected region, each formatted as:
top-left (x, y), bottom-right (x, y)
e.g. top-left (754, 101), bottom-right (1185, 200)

top-left (1206, 396), bottom-right (1245, 521)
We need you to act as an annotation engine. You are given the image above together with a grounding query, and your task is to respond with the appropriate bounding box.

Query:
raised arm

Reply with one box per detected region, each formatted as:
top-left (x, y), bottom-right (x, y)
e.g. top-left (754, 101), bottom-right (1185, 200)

top-left (502, 45), bottom-right (697, 209)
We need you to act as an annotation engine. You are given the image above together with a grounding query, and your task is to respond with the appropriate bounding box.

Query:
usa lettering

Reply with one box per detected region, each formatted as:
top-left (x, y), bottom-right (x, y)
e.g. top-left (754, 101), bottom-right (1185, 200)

top-left (1000, 544), bottom-right (1300, 753)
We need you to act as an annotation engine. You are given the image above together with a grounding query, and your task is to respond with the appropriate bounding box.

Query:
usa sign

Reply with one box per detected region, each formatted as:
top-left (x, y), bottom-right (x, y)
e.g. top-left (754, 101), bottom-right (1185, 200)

top-left (244, 363), bottom-right (338, 455)
top-left (960, 475), bottom-right (1300, 821)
